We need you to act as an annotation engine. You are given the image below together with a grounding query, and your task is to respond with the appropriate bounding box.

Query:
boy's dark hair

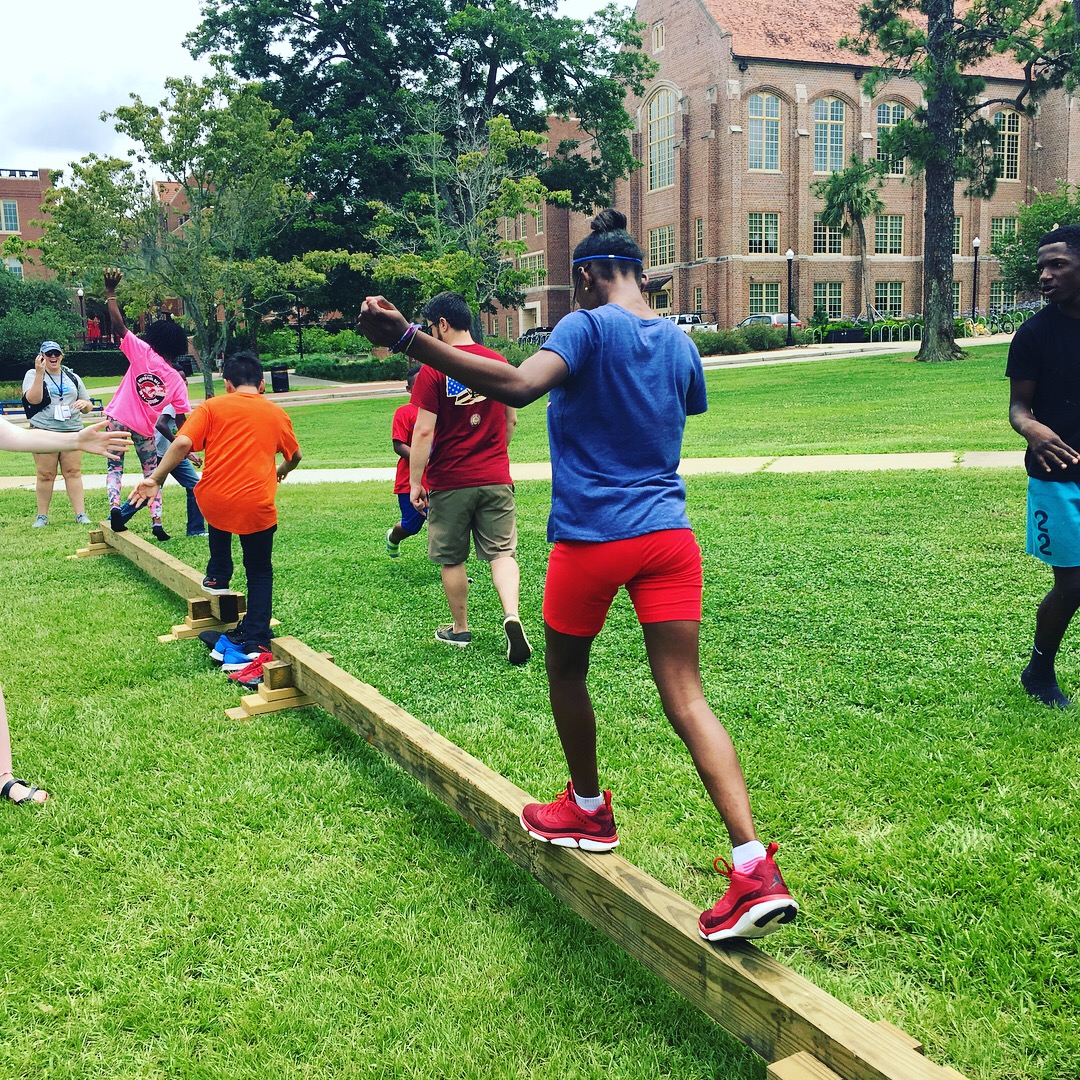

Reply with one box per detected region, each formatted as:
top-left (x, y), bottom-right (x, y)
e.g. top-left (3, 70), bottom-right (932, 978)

top-left (142, 319), bottom-right (190, 362)
top-left (571, 208), bottom-right (644, 285)
top-left (421, 291), bottom-right (473, 332)
top-left (1038, 224), bottom-right (1080, 259)
top-left (223, 351), bottom-right (265, 389)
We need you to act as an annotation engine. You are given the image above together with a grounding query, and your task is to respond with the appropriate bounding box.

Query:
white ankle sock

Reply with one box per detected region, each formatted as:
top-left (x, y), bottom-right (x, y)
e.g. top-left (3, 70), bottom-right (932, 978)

top-left (731, 840), bottom-right (767, 870)
top-left (573, 790), bottom-right (605, 812)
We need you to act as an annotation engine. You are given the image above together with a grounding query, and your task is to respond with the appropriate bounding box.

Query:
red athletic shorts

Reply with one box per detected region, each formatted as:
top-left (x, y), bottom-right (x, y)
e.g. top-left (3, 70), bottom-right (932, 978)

top-left (543, 528), bottom-right (703, 637)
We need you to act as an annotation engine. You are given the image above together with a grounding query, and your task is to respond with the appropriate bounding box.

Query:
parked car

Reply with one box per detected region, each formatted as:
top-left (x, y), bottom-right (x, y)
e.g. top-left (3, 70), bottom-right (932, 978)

top-left (518, 326), bottom-right (552, 346)
top-left (664, 312), bottom-right (719, 333)
top-left (735, 313), bottom-right (803, 329)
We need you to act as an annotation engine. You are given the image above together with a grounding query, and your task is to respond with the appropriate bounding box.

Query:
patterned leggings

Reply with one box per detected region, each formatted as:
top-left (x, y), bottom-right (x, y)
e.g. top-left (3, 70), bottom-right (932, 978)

top-left (105, 420), bottom-right (162, 521)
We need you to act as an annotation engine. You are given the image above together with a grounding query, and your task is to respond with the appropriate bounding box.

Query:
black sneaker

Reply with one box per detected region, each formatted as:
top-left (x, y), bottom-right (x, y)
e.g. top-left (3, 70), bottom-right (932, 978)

top-left (201, 577), bottom-right (232, 595)
top-left (110, 507), bottom-right (127, 533)
top-left (504, 616), bottom-right (531, 665)
top-left (434, 624), bottom-right (471, 647)
top-left (152, 524), bottom-right (171, 542)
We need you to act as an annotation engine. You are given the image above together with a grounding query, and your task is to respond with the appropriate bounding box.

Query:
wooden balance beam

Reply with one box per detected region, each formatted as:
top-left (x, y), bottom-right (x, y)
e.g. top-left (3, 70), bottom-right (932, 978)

top-left (88, 532), bottom-right (967, 1080)
top-left (268, 635), bottom-right (967, 1080)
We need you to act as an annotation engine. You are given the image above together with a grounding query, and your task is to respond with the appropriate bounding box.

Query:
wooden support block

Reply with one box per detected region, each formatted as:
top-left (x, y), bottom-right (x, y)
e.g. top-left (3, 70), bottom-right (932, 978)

top-left (188, 597), bottom-right (213, 622)
top-left (768, 1052), bottom-right (845, 1080)
top-left (262, 660), bottom-right (295, 692)
top-left (89, 529), bottom-right (105, 544)
top-left (70, 542), bottom-right (112, 559)
top-left (268, 635), bottom-right (968, 1080)
top-left (225, 688), bottom-right (315, 720)
top-left (875, 1020), bottom-right (922, 1054)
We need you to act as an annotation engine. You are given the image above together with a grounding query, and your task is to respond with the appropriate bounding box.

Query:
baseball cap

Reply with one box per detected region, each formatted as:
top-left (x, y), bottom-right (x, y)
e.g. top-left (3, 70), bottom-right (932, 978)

top-left (40, 341), bottom-right (63, 354)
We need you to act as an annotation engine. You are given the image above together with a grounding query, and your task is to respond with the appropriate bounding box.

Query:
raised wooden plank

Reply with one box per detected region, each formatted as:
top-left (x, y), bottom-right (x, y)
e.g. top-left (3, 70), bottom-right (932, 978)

top-left (769, 1052), bottom-right (845, 1080)
top-left (270, 635), bottom-right (966, 1080)
top-left (70, 543), bottom-right (111, 559)
top-left (875, 1020), bottom-right (922, 1054)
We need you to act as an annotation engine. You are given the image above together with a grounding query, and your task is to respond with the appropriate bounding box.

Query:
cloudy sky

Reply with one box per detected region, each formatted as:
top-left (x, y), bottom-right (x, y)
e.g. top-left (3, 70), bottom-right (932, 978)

top-left (3, 0), bottom-right (621, 178)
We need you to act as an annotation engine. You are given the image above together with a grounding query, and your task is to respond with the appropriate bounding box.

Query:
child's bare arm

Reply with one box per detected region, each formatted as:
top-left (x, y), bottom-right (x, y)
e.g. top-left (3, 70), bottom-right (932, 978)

top-left (103, 268), bottom-right (129, 343)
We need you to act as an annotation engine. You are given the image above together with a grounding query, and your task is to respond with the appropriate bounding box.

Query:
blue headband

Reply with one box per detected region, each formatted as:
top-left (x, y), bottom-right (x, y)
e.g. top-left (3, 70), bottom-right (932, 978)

top-left (572, 254), bottom-right (644, 267)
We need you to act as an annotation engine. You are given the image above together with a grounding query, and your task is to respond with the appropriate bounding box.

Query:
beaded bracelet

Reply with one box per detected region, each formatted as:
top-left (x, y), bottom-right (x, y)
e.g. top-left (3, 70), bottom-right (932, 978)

top-left (390, 323), bottom-right (421, 354)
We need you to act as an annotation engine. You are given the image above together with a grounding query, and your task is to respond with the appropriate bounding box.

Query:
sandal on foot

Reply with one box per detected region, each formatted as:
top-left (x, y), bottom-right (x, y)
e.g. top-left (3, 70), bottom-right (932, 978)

top-left (1, 777), bottom-right (48, 805)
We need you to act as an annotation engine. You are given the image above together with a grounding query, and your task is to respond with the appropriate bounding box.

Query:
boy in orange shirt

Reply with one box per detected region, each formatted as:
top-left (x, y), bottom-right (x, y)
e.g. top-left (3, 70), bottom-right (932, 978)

top-left (131, 353), bottom-right (302, 672)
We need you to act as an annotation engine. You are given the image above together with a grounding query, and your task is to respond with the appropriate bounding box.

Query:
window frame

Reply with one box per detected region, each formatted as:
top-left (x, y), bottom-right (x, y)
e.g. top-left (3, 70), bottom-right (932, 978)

top-left (812, 97), bottom-right (846, 174)
top-left (748, 93), bottom-right (781, 172)
top-left (748, 211), bottom-right (780, 255)
top-left (749, 281), bottom-right (780, 314)
top-left (994, 110), bottom-right (1021, 182)
top-left (1, 200), bottom-right (19, 233)
top-left (813, 280), bottom-right (844, 320)
top-left (874, 214), bottom-right (904, 255)
top-left (875, 101), bottom-right (907, 176)
top-left (648, 224), bottom-right (676, 267)
top-left (647, 89), bottom-right (678, 192)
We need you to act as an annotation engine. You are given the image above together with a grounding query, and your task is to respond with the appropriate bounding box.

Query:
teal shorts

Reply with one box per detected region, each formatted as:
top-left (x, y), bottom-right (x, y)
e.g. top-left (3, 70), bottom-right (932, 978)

top-left (1027, 477), bottom-right (1080, 566)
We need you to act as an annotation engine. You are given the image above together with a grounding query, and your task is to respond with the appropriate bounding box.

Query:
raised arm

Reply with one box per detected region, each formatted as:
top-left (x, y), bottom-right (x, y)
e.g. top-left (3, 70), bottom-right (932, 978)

top-left (358, 296), bottom-right (568, 408)
top-left (103, 268), bottom-right (130, 343)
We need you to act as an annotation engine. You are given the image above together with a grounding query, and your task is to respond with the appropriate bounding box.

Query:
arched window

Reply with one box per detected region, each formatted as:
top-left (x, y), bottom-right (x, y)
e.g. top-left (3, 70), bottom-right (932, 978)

top-left (647, 89), bottom-right (677, 191)
top-left (876, 102), bottom-right (906, 176)
top-left (748, 93), bottom-right (781, 171)
top-left (813, 98), bottom-right (845, 173)
top-left (994, 110), bottom-right (1021, 181)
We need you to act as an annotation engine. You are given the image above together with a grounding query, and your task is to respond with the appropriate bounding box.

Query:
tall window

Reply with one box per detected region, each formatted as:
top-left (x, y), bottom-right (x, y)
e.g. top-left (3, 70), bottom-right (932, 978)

top-left (994, 110), bottom-right (1021, 181)
top-left (519, 252), bottom-right (546, 288)
top-left (875, 214), bottom-right (904, 255)
top-left (748, 212), bottom-right (779, 254)
top-left (990, 216), bottom-right (1018, 253)
top-left (952, 280), bottom-right (962, 315)
top-left (874, 281), bottom-right (904, 317)
top-left (648, 225), bottom-right (676, 266)
top-left (952, 217), bottom-right (962, 255)
top-left (749, 282), bottom-right (780, 313)
top-left (4, 257), bottom-right (23, 278)
top-left (990, 281), bottom-right (1018, 310)
top-left (1, 200), bottom-right (18, 232)
top-left (505, 316), bottom-right (513, 339)
top-left (652, 21), bottom-right (665, 51)
top-left (535, 204), bottom-right (544, 235)
top-left (693, 286), bottom-right (704, 312)
top-left (648, 89), bottom-right (677, 191)
top-left (517, 213), bottom-right (528, 240)
top-left (876, 102), bottom-right (906, 175)
top-left (748, 93), bottom-right (781, 171)
top-left (813, 98), bottom-right (845, 173)
top-left (695, 217), bottom-right (704, 259)
top-left (813, 213), bottom-right (843, 254)
top-left (813, 281), bottom-right (843, 319)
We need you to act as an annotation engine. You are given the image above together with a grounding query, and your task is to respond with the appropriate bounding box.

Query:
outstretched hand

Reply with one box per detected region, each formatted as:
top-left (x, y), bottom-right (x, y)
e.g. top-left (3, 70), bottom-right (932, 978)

top-left (358, 295), bottom-right (411, 348)
top-left (75, 421), bottom-right (132, 460)
top-left (129, 477), bottom-right (160, 508)
top-left (103, 267), bottom-right (122, 292)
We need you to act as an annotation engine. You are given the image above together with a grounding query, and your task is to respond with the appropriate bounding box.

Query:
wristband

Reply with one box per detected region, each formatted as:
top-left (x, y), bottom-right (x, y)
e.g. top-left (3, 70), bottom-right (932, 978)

top-left (390, 323), bottom-right (421, 354)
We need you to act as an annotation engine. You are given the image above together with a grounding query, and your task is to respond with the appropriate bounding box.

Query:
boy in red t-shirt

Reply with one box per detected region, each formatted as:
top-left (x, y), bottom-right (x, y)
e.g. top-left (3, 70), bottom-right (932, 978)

top-left (385, 364), bottom-right (426, 557)
top-left (131, 353), bottom-right (302, 677)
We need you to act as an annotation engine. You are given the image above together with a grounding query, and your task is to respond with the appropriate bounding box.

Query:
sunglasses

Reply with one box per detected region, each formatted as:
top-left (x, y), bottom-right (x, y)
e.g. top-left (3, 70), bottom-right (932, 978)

top-left (44, 351), bottom-right (62, 358)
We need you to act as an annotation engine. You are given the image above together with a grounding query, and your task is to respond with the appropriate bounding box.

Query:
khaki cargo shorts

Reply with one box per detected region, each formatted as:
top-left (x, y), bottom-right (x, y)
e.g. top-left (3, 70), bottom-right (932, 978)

top-left (427, 484), bottom-right (518, 565)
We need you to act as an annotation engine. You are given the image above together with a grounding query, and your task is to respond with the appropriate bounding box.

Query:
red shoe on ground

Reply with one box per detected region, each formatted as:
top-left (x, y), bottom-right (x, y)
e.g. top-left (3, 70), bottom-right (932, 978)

top-left (227, 651), bottom-right (274, 689)
top-left (698, 842), bottom-right (798, 942)
top-left (520, 781), bottom-right (619, 852)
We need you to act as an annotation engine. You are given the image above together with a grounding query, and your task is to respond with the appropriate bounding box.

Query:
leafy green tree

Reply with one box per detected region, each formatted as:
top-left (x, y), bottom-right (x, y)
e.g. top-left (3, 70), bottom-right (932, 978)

top-left (843, 0), bottom-right (1080, 360)
top-left (0, 274), bottom-right (81, 367)
top-left (811, 154), bottom-right (885, 319)
top-left (996, 181), bottom-right (1080, 296)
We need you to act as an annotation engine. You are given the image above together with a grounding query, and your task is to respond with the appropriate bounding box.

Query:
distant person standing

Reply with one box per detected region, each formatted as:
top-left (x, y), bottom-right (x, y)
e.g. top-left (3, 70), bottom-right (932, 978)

top-left (87, 317), bottom-right (102, 349)
top-left (22, 341), bottom-right (96, 527)
top-left (1007, 224), bottom-right (1080, 707)
top-left (408, 291), bottom-right (530, 664)
top-left (385, 364), bottom-right (426, 557)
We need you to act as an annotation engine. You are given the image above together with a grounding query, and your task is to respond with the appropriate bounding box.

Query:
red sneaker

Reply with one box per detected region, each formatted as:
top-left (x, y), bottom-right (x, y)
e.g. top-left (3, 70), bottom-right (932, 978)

top-left (227, 651), bottom-right (274, 689)
top-left (698, 842), bottom-right (798, 942)
top-left (520, 782), bottom-right (619, 852)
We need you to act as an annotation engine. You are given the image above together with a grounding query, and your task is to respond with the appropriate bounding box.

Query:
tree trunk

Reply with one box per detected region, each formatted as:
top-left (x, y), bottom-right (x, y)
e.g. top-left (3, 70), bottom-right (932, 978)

top-left (856, 219), bottom-right (871, 318)
top-left (916, 0), bottom-right (965, 361)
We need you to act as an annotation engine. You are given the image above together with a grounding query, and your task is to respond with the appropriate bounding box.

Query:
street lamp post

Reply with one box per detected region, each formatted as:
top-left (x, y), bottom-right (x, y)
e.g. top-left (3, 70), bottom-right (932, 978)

top-left (295, 295), bottom-right (304, 361)
top-left (972, 236), bottom-right (981, 323)
top-left (77, 287), bottom-right (85, 347)
top-left (785, 248), bottom-right (795, 346)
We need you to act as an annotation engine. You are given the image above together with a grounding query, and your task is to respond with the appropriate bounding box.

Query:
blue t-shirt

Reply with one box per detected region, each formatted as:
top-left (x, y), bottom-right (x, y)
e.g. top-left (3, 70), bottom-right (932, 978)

top-left (542, 304), bottom-right (708, 542)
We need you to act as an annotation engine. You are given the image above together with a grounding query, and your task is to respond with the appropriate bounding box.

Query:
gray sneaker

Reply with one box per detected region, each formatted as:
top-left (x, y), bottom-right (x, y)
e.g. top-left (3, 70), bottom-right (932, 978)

top-left (435, 624), bottom-right (471, 647)
top-left (32, 514), bottom-right (48, 528)
top-left (75, 513), bottom-right (92, 525)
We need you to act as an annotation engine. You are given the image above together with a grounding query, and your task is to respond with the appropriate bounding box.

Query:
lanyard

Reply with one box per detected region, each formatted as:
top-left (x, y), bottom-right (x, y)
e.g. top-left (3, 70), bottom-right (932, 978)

top-left (45, 369), bottom-right (65, 398)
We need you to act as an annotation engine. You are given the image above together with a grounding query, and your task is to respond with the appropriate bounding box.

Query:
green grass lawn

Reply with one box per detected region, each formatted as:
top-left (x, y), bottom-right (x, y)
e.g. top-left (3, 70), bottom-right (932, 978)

top-left (1, 460), bottom-right (1077, 1079)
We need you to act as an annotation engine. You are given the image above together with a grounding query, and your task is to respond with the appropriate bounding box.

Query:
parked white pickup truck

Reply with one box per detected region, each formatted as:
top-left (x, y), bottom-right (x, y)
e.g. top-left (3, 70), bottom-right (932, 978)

top-left (664, 313), bottom-right (718, 333)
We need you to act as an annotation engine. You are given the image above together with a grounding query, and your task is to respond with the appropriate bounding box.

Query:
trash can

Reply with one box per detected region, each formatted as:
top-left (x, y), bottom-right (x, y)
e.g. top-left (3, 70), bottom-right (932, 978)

top-left (178, 356), bottom-right (194, 377)
top-left (270, 365), bottom-right (290, 393)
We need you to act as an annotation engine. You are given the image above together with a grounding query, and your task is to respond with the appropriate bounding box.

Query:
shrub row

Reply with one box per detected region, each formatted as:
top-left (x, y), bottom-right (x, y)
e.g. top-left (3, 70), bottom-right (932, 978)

top-left (0, 349), bottom-right (128, 383)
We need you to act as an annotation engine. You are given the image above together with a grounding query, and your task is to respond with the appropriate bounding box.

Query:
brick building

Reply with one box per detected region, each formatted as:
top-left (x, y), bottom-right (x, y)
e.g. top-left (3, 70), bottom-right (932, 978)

top-left (0, 168), bottom-right (52, 281)
top-left (491, 0), bottom-right (1080, 337)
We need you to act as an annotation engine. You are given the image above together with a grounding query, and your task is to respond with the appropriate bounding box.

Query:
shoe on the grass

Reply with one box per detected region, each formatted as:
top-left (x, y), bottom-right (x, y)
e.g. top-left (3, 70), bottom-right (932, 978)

top-left (228, 651), bottom-right (274, 688)
top-left (152, 524), bottom-right (171, 542)
top-left (520, 781), bottom-right (619, 852)
top-left (31, 514), bottom-right (48, 528)
top-left (503, 615), bottom-right (531, 665)
top-left (201, 576), bottom-right (232, 595)
top-left (187, 529), bottom-right (209, 538)
top-left (109, 507), bottom-right (126, 532)
top-left (1020, 664), bottom-right (1072, 708)
top-left (220, 639), bottom-right (260, 672)
top-left (435, 624), bottom-right (471, 647)
top-left (75, 513), bottom-right (92, 525)
top-left (386, 528), bottom-right (400, 558)
top-left (698, 842), bottom-right (798, 942)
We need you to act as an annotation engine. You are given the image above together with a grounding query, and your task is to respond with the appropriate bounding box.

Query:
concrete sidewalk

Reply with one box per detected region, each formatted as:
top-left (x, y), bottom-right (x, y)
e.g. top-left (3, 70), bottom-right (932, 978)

top-left (0, 449), bottom-right (1027, 493)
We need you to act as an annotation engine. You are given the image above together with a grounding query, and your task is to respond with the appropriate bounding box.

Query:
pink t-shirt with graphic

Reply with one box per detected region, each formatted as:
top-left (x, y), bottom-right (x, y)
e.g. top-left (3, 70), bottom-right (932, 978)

top-left (105, 332), bottom-right (192, 437)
